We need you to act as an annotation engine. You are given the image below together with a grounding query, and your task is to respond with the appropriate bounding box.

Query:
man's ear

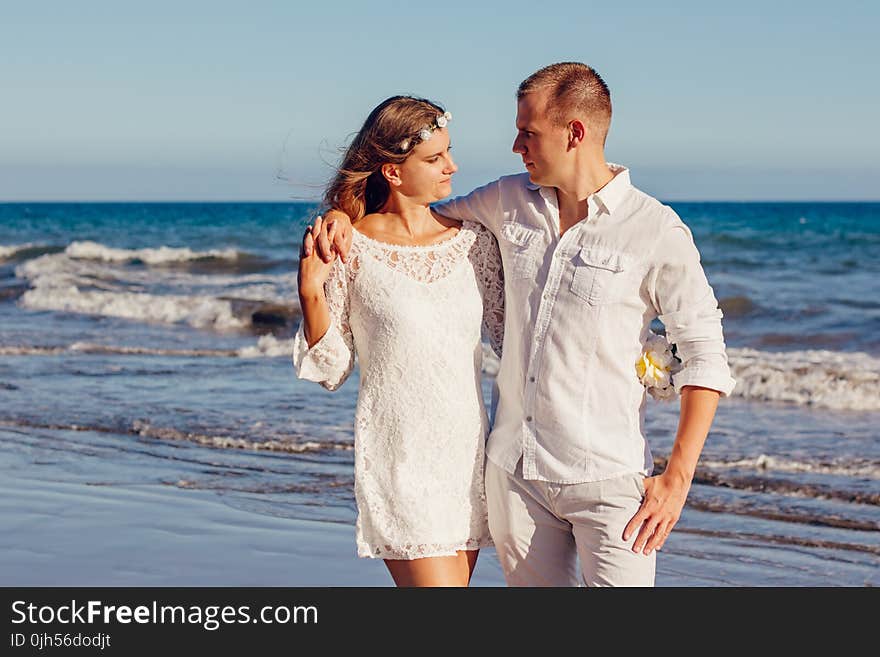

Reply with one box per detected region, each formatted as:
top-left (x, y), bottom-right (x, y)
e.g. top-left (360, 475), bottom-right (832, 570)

top-left (381, 163), bottom-right (402, 186)
top-left (568, 120), bottom-right (586, 148)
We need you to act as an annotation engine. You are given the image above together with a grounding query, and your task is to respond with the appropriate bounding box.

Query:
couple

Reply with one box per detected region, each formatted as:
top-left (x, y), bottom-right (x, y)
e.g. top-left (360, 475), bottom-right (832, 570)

top-left (293, 62), bottom-right (736, 587)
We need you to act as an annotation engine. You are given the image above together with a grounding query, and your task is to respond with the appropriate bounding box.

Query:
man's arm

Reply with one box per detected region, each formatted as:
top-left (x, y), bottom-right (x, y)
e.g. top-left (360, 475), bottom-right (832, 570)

top-left (431, 179), bottom-right (503, 235)
top-left (623, 386), bottom-right (719, 555)
top-left (306, 179), bottom-right (504, 263)
top-left (623, 216), bottom-right (735, 556)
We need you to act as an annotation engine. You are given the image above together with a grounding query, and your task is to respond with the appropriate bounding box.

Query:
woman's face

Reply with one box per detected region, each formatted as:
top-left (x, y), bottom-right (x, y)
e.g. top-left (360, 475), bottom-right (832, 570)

top-left (395, 128), bottom-right (457, 202)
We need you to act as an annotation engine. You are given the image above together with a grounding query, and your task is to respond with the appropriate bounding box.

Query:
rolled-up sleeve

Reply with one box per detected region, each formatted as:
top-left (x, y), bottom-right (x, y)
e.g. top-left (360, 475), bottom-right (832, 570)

top-left (649, 219), bottom-right (736, 397)
top-left (292, 259), bottom-right (355, 391)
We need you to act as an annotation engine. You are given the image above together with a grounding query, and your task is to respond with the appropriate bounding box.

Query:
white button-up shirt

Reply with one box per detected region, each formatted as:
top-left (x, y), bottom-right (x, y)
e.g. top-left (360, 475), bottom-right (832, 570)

top-left (435, 164), bottom-right (736, 483)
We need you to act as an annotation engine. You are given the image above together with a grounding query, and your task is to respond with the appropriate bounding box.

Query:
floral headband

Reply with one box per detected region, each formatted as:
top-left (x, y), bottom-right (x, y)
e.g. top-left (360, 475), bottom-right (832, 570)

top-left (399, 111), bottom-right (452, 153)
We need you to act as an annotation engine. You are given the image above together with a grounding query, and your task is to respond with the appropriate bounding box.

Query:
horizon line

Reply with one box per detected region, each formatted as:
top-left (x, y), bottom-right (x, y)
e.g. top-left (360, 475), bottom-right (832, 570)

top-left (3, 198), bottom-right (880, 204)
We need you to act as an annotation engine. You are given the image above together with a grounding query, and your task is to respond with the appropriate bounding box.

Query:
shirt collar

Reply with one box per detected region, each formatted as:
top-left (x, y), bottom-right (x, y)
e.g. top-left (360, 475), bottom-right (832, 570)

top-left (527, 163), bottom-right (631, 217)
top-left (594, 163), bottom-right (630, 215)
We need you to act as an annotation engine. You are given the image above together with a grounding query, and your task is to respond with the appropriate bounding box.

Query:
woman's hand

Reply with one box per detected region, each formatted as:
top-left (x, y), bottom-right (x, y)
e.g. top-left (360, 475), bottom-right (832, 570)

top-left (298, 216), bottom-right (336, 300)
top-left (304, 209), bottom-right (353, 263)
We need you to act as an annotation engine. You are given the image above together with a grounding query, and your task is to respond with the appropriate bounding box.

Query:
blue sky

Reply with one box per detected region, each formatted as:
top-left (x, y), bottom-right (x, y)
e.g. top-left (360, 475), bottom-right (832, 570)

top-left (1, 0), bottom-right (877, 201)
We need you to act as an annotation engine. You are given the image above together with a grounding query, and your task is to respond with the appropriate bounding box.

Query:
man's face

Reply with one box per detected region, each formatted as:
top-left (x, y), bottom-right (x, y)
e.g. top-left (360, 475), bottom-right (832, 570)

top-left (512, 89), bottom-right (570, 187)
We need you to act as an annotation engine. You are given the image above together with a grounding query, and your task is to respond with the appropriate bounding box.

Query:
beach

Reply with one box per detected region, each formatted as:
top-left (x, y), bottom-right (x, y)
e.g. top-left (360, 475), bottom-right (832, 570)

top-left (1, 201), bottom-right (878, 587)
top-left (3, 439), bottom-right (876, 587)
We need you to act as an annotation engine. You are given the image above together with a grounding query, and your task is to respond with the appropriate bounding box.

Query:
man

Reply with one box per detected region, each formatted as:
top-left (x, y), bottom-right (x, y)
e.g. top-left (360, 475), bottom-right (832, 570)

top-left (306, 62), bottom-right (735, 586)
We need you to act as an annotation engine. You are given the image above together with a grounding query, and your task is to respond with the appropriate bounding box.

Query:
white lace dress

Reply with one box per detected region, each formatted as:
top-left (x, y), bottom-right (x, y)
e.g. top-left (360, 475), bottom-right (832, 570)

top-left (293, 220), bottom-right (504, 560)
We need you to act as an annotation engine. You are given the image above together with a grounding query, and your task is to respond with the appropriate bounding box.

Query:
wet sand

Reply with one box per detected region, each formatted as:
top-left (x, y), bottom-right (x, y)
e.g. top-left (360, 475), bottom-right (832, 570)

top-left (0, 461), bottom-right (504, 586)
top-left (3, 450), bottom-right (876, 587)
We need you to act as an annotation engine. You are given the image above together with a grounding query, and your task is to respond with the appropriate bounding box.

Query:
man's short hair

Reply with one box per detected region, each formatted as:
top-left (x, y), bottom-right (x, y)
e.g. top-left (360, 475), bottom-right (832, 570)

top-left (517, 62), bottom-right (612, 144)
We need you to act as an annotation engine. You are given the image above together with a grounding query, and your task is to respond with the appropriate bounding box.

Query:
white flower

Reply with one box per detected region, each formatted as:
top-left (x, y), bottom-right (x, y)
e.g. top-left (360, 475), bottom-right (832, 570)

top-left (418, 128), bottom-right (432, 141)
top-left (436, 111), bottom-right (450, 128)
top-left (636, 331), bottom-right (682, 402)
top-left (400, 138), bottom-right (410, 151)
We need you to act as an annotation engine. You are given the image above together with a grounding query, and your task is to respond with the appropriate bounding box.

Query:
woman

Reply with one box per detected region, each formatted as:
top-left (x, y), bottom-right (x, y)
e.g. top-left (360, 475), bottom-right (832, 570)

top-left (293, 96), bottom-right (504, 587)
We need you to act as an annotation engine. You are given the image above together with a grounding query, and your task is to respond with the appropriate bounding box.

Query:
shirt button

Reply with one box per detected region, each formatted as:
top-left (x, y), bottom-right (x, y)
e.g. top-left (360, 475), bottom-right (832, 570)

top-left (529, 376), bottom-right (536, 382)
top-left (526, 415), bottom-right (533, 422)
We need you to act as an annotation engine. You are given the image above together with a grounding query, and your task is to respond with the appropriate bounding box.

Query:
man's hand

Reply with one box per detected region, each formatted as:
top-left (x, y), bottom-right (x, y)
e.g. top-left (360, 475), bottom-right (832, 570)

top-left (624, 386), bottom-right (719, 556)
top-left (304, 209), bottom-right (353, 264)
top-left (623, 470), bottom-right (691, 556)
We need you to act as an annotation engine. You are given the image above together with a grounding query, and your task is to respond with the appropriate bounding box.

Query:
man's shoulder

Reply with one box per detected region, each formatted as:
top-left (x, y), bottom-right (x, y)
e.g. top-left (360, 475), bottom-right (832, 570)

top-left (434, 172), bottom-right (531, 213)
top-left (624, 184), bottom-right (685, 230)
top-left (497, 171), bottom-right (533, 187)
top-left (462, 172), bottom-right (532, 196)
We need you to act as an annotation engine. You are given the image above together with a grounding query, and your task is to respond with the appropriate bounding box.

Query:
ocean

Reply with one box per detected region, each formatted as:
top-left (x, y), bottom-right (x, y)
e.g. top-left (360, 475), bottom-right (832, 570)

top-left (1, 201), bottom-right (877, 586)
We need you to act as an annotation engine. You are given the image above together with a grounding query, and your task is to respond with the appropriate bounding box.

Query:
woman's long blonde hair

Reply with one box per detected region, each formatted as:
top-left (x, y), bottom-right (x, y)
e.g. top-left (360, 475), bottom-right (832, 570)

top-left (323, 96), bottom-right (446, 222)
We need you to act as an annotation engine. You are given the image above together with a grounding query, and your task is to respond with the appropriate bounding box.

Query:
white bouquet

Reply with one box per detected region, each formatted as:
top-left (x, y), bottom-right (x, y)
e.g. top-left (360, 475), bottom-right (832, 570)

top-left (636, 331), bottom-right (682, 401)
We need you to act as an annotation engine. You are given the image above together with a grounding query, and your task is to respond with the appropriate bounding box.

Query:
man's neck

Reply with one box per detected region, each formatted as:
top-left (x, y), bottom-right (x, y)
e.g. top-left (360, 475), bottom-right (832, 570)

top-left (556, 158), bottom-right (615, 235)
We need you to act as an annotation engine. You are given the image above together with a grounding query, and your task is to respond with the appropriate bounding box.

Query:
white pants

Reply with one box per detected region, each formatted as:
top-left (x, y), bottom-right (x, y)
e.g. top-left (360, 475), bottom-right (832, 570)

top-left (486, 458), bottom-right (656, 587)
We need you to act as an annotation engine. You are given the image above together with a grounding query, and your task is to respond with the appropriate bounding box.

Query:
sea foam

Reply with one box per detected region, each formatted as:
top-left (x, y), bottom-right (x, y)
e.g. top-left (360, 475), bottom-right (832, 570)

top-left (700, 453), bottom-right (880, 479)
top-left (21, 285), bottom-right (249, 330)
top-left (14, 248), bottom-right (296, 331)
top-left (726, 347), bottom-right (880, 411)
top-left (64, 240), bottom-right (240, 264)
top-left (0, 243), bottom-right (39, 259)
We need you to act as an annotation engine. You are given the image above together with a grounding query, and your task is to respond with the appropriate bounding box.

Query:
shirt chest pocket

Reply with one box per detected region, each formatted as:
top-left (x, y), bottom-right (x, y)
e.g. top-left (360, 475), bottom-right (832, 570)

top-left (570, 246), bottom-right (631, 305)
top-left (500, 221), bottom-right (543, 279)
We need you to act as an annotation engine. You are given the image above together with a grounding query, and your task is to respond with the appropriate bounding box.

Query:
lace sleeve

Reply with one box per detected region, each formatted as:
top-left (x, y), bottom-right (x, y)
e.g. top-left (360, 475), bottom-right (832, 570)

top-left (292, 258), bottom-right (356, 391)
top-left (467, 222), bottom-right (504, 357)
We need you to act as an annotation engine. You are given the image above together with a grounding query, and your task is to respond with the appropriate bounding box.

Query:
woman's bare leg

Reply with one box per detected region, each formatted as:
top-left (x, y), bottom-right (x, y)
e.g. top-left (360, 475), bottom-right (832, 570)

top-left (384, 549), bottom-right (480, 587)
top-left (464, 549), bottom-right (479, 583)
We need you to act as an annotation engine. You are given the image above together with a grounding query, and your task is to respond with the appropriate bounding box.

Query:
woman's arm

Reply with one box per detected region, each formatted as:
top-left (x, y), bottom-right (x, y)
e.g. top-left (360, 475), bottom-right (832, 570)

top-left (299, 287), bottom-right (330, 349)
top-left (293, 219), bottom-right (356, 391)
top-left (468, 223), bottom-right (505, 358)
top-left (304, 209), bottom-right (353, 264)
top-left (297, 219), bottom-right (335, 344)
